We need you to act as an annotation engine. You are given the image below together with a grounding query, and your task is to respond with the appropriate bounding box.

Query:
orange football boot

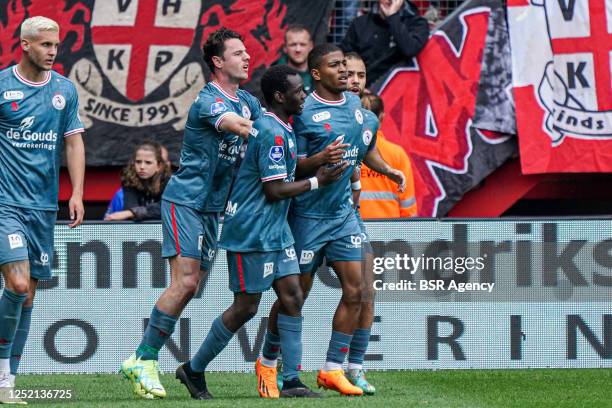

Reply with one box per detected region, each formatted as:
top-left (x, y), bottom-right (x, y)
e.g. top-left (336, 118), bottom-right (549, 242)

top-left (255, 358), bottom-right (280, 398)
top-left (316, 369), bottom-right (364, 396)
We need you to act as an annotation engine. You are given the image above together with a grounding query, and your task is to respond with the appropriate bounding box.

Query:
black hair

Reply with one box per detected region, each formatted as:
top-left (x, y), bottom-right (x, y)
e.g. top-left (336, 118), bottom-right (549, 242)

top-left (261, 65), bottom-right (301, 105)
top-left (307, 43), bottom-right (342, 72)
top-left (344, 51), bottom-right (363, 62)
top-left (361, 94), bottom-right (384, 117)
top-left (284, 23), bottom-right (312, 42)
top-left (202, 27), bottom-right (243, 73)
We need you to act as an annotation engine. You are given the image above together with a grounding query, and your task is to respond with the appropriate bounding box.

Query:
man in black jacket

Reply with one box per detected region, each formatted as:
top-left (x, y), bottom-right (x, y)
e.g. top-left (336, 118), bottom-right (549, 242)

top-left (340, 0), bottom-right (429, 86)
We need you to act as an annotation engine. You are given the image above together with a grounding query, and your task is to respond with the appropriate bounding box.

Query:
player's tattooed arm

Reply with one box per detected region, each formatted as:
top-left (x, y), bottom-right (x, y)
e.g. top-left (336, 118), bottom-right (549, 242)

top-left (295, 140), bottom-right (350, 178)
top-left (363, 146), bottom-right (406, 192)
top-left (217, 112), bottom-right (253, 140)
top-left (65, 134), bottom-right (85, 228)
top-left (263, 162), bottom-right (349, 201)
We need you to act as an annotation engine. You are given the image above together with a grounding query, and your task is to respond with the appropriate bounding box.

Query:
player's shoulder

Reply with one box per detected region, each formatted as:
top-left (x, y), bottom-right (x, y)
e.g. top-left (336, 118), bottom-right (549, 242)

top-left (302, 92), bottom-right (322, 111)
top-left (253, 113), bottom-right (276, 133)
top-left (345, 91), bottom-right (362, 107)
top-left (236, 88), bottom-right (259, 104)
top-left (0, 66), bottom-right (14, 81)
top-left (49, 70), bottom-right (78, 94)
top-left (362, 108), bottom-right (379, 125)
top-left (49, 70), bottom-right (72, 84)
top-left (199, 83), bottom-right (222, 102)
top-left (195, 84), bottom-right (230, 113)
top-left (253, 113), bottom-right (287, 140)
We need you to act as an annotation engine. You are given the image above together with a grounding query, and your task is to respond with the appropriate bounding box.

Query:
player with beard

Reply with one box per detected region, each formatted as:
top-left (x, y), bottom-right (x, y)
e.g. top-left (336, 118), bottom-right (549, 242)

top-left (120, 27), bottom-right (263, 400)
top-left (343, 51), bottom-right (387, 394)
top-left (259, 44), bottom-right (405, 396)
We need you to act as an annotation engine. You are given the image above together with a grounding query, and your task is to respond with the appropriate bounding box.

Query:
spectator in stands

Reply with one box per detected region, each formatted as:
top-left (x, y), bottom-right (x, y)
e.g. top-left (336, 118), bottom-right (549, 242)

top-left (275, 24), bottom-right (314, 93)
top-left (360, 94), bottom-right (417, 218)
top-left (104, 141), bottom-right (171, 221)
top-left (340, 0), bottom-right (429, 86)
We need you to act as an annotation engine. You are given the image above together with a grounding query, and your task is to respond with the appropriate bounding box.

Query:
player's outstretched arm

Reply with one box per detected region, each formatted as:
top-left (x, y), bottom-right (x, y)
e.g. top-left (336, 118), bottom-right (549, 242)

top-left (217, 112), bottom-right (254, 140)
top-left (295, 140), bottom-right (350, 178)
top-left (363, 146), bottom-right (406, 193)
top-left (263, 162), bottom-right (349, 202)
top-left (65, 134), bottom-right (85, 228)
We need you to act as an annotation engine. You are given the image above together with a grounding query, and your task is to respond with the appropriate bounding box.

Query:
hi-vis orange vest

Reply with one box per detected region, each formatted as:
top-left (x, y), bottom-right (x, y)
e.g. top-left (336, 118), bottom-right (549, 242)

top-left (359, 131), bottom-right (417, 219)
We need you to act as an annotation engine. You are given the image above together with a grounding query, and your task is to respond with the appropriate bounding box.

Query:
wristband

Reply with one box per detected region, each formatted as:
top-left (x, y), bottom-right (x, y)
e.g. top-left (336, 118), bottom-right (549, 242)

top-left (351, 181), bottom-right (362, 190)
top-left (308, 177), bottom-right (319, 190)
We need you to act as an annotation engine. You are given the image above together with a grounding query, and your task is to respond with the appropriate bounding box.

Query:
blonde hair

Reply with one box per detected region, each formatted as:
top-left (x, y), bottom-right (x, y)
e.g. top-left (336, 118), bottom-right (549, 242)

top-left (20, 16), bottom-right (59, 40)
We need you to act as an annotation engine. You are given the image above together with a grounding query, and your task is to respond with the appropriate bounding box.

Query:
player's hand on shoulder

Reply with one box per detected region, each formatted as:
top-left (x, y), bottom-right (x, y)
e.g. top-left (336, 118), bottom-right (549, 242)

top-left (316, 161), bottom-right (349, 186)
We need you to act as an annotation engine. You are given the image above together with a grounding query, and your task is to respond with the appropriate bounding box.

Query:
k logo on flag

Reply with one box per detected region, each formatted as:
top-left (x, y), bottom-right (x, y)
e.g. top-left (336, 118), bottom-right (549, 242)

top-left (69, 0), bottom-right (206, 130)
top-left (533, 0), bottom-right (612, 145)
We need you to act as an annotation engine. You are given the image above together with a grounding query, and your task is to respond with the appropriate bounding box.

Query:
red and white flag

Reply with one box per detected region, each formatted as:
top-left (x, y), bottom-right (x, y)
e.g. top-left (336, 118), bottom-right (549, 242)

top-left (508, 0), bottom-right (612, 173)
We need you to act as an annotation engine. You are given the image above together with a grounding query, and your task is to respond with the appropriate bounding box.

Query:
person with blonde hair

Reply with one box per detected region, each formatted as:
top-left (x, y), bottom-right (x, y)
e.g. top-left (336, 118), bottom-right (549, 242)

top-left (0, 16), bottom-right (85, 403)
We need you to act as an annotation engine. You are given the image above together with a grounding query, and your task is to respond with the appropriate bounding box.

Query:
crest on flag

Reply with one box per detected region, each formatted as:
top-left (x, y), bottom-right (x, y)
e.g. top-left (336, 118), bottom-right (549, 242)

top-left (533, 0), bottom-right (612, 145)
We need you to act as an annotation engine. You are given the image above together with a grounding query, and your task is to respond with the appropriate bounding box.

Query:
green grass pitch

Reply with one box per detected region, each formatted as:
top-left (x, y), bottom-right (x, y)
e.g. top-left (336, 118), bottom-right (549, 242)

top-left (14, 369), bottom-right (612, 407)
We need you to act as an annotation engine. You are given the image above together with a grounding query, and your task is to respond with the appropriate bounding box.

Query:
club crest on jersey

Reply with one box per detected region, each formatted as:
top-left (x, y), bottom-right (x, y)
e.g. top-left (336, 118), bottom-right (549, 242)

top-left (3, 91), bottom-right (23, 101)
top-left (275, 135), bottom-right (284, 145)
top-left (242, 105), bottom-right (251, 119)
top-left (263, 262), bottom-right (274, 278)
top-left (355, 109), bottom-right (363, 124)
top-left (362, 129), bottom-right (373, 146)
top-left (269, 146), bottom-right (284, 162)
top-left (52, 94), bottom-right (66, 110)
top-left (210, 102), bottom-right (227, 115)
top-left (312, 111), bottom-right (331, 122)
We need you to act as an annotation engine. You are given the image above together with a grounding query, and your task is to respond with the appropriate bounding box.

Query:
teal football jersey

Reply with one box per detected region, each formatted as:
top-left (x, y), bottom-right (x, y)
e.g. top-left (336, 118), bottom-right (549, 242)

top-left (219, 111), bottom-right (297, 252)
top-left (361, 108), bottom-right (380, 162)
top-left (0, 66), bottom-right (84, 210)
top-left (163, 81), bottom-right (262, 212)
top-left (291, 91), bottom-right (374, 218)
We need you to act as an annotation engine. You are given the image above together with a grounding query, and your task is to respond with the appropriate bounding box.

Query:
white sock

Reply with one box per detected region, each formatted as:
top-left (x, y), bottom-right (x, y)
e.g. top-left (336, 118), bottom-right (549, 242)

top-left (260, 357), bottom-right (277, 368)
top-left (0, 358), bottom-right (9, 373)
top-left (9, 374), bottom-right (15, 387)
top-left (348, 363), bottom-right (363, 371)
top-left (323, 361), bottom-right (342, 371)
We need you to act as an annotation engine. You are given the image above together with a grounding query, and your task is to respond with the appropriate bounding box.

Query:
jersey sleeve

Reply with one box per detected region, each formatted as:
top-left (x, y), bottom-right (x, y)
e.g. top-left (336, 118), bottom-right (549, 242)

top-left (64, 84), bottom-right (85, 137)
top-left (197, 93), bottom-right (235, 132)
top-left (256, 122), bottom-right (288, 182)
top-left (365, 110), bottom-right (380, 152)
top-left (247, 93), bottom-right (264, 121)
top-left (293, 115), bottom-right (309, 159)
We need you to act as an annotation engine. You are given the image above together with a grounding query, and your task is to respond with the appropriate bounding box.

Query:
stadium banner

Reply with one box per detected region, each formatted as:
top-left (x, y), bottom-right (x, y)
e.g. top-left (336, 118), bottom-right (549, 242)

top-left (373, 0), bottom-right (517, 217)
top-left (0, 0), bottom-right (333, 165)
top-left (7, 219), bottom-right (612, 374)
top-left (507, 0), bottom-right (612, 174)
